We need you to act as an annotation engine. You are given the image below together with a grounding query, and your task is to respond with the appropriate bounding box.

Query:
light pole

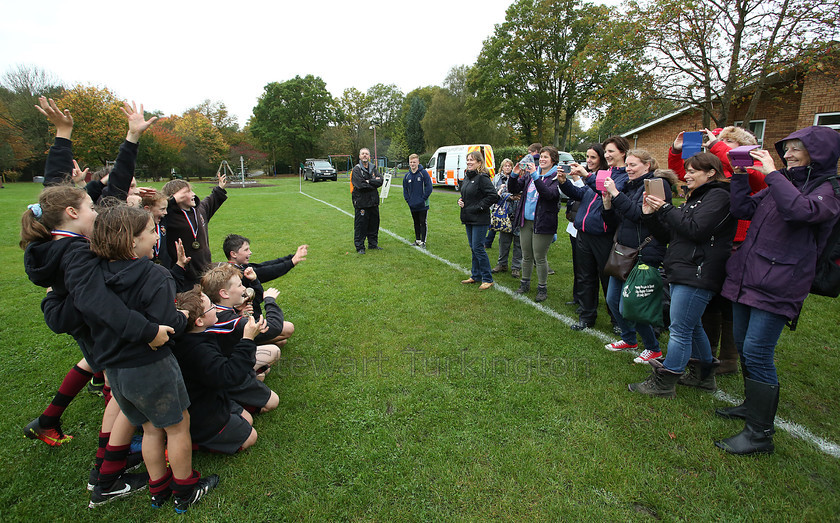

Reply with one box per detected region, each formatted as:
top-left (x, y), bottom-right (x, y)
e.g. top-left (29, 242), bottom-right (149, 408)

top-left (369, 124), bottom-right (377, 168)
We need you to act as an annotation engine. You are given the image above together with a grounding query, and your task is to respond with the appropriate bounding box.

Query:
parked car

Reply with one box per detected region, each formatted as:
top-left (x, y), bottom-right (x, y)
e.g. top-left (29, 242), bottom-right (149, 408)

top-left (303, 159), bottom-right (337, 182)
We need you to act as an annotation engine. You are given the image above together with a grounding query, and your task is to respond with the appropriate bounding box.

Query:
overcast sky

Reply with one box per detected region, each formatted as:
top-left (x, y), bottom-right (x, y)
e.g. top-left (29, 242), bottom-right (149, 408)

top-left (1, 0), bottom-right (522, 127)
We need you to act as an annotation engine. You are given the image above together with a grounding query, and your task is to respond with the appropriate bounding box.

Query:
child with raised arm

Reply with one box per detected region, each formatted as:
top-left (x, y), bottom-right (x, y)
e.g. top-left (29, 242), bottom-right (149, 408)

top-left (223, 233), bottom-right (303, 344)
top-left (201, 264), bottom-right (280, 413)
top-left (162, 175), bottom-right (228, 286)
top-left (37, 97), bottom-right (156, 203)
top-left (174, 286), bottom-right (265, 453)
top-left (85, 205), bottom-right (218, 513)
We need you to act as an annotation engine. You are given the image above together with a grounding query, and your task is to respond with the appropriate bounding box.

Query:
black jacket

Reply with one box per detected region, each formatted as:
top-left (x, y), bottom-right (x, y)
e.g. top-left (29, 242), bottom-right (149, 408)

top-left (44, 138), bottom-right (139, 203)
top-left (25, 238), bottom-right (157, 348)
top-left (351, 162), bottom-right (383, 208)
top-left (207, 297), bottom-right (284, 356)
top-left (78, 257), bottom-right (187, 369)
top-left (604, 171), bottom-right (672, 266)
top-left (644, 181), bottom-right (736, 292)
top-left (459, 170), bottom-right (498, 226)
top-left (174, 331), bottom-right (256, 443)
top-left (165, 187), bottom-right (228, 284)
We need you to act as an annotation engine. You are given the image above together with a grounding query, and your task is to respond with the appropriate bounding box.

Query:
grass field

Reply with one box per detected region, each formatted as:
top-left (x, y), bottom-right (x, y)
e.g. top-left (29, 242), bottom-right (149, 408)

top-left (1, 176), bottom-right (839, 521)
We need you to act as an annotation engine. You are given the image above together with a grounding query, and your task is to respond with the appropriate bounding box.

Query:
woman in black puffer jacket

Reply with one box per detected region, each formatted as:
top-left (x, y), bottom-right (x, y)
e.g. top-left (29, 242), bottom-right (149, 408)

top-left (458, 150), bottom-right (499, 290)
top-left (629, 152), bottom-right (736, 398)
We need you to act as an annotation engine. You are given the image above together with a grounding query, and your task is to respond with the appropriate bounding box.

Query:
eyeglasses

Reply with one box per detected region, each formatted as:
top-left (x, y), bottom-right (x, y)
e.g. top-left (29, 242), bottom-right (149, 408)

top-left (201, 303), bottom-right (217, 316)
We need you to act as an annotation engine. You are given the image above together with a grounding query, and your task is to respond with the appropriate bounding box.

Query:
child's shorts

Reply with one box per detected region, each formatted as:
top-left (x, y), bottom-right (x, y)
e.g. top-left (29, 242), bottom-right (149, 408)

top-left (227, 371), bottom-right (271, 411)
top-left (196, 402), bottom-right (252, 454)
top-left (107, 353), bottom-right (191, 428)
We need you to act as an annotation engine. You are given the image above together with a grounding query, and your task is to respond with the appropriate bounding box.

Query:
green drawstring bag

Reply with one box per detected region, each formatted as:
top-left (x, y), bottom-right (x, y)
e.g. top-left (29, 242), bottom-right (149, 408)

top-left (621, 262), bottom-right (663, 327)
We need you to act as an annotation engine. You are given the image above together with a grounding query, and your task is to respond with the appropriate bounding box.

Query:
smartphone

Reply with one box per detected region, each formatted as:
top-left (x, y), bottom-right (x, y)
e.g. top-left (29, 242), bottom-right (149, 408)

top-left (595, 170), bottom-right (610, 192)
top-left (559, 164), bottom-right (572, 174)
top-left (728, 145), bottom-right (760, 168)
top-left (644, 178), bottom-right (666, 200)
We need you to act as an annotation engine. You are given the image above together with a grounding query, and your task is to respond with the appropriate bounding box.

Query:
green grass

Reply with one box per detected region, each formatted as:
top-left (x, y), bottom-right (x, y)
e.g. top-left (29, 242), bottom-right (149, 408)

top-left (1, 177), bottom-right (840, 521)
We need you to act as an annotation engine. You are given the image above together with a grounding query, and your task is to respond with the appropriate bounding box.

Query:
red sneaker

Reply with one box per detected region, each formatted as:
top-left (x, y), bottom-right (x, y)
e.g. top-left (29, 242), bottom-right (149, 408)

top-left (633, 349), bottom-right (663, 363)
top-left (605, 340), bottom-right (638, 352)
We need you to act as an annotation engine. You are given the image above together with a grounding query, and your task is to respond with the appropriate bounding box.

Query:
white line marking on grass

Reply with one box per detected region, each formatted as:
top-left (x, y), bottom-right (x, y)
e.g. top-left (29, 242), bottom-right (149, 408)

top-left (301, 190), bottom-right (840, 459)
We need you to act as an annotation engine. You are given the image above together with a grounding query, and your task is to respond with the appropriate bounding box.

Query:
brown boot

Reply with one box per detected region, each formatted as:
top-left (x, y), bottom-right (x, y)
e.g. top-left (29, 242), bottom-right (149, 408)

top-left (628, 359), bottom-right (682, 398)
top-left (716, 314), bottom-right (739, 375)
top-left (678, 358), bottom-right (719, 392)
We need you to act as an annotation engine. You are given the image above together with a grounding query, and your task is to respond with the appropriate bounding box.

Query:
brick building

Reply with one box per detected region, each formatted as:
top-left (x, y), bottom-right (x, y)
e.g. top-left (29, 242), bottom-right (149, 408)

top-left (620, 67), bottom-right (840, 168)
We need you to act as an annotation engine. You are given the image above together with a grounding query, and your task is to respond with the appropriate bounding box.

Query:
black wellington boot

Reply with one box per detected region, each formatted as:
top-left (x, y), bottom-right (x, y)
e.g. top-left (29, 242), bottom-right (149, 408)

top-left (715, 378), bottom-right (780, 456)
top-left (715, 360), bottom-right (750, 419)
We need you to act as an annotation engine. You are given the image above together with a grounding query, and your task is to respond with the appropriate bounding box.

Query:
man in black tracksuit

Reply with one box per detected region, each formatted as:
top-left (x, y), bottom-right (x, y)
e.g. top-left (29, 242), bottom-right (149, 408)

top-left (351, 147), bottom-right (383, 253)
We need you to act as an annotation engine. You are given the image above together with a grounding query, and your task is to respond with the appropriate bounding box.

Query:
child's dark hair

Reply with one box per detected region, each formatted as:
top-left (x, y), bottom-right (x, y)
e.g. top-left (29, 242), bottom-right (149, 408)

top-left (162, 179), bottom-right (191, 198)
top-left (90, 205), bottom-right (152, 260)
top-left (175, 285), bottom-right (205, 329)
top-left (223, 234), bottom-right (250, 260)
top-left (20, 185), bottom-right (88, 249)
top-left (201, 263), bottom-right (242, 304)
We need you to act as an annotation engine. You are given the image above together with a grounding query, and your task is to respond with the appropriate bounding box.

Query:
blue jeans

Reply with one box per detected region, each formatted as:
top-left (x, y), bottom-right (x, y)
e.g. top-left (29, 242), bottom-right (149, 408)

top-left (731, 302), bottom-right (787, 384)
top-left (466, 224), bottom-right (493, 283)
top-left (607, 276), bottom-right (659, 351)
top-left (662, 284), bottom-right (716, 373)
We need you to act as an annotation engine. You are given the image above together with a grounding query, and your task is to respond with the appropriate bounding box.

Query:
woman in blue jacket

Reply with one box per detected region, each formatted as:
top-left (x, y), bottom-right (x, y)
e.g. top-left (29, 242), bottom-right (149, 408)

top-left (715, 126), bottom-right (840, 455)
top-left (508, 146), bottom-right (561, 302)
top-left (602, 149), bottom-right (672, 359)
top-left (403, 154), bottom-right (433, 248)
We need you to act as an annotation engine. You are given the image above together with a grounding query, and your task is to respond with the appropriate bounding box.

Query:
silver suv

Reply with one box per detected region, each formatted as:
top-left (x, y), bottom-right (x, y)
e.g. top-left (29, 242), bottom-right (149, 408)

top-left (303, 159), bottom-right (337, 182)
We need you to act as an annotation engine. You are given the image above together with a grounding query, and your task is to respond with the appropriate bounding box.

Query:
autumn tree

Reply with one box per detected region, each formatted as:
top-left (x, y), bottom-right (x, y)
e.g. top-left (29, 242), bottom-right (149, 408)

top-left (0, 65), bottom-right (63, 175)
top-left (250, 75), bottom-right (334, 168)
top-left (171, 112), bottom-right (229, 176)
top-left (54, 85), bottom-right (125, 167)
top-left (189, 99), bottom-right (240, 143)
top-left (629, 0), bottom-right (840, 127)
top-left (137, 120), bottom-right (185, 180)
top-left (336, 87), bottom-right (373, 160)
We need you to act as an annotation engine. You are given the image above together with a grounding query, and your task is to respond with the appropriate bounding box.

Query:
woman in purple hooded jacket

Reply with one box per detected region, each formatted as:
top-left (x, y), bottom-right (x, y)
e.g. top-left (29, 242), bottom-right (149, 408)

top-left (714, 126), bottom-right (840, 456)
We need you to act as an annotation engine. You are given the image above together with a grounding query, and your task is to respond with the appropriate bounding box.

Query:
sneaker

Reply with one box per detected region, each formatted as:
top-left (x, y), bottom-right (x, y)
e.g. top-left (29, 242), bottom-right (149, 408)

top-left (605, 340), bottom-right (638, 352)
top-left (87, 453), bottom-right (145, 491)
top-left (87, 380), bottom-right (105, 397)
top-left (89, 472), bottom-right (149, 508)
top-left (418, 241), bottom-right (426, 249)
top-left (24, 418), bottom-right (73, 446)
top-left (633, 349), bottom-right (663, 364)
top-left (173, 475), bottom-right (220, 514)
top-left (151, 488), bottom-right (172, 509)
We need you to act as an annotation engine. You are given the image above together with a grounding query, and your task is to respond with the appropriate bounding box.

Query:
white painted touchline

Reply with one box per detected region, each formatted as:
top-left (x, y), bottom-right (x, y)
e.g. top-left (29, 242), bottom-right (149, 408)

top-left (301, 190), bottom-right (840, 459)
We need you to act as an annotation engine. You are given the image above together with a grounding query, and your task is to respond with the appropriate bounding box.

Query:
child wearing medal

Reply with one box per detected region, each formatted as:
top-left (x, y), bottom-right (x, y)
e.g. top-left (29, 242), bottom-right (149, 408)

top-left (161, 173), bottom-right (229, 286)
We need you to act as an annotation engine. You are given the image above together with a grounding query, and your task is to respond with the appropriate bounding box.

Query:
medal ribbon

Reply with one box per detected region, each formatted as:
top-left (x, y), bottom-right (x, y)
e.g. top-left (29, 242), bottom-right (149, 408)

top-left (51, 230), bottom-right (88, 239)
top-left (154, 223), bottom-right (161, 256)
top-left (181, 208), bottom-right (199, 245)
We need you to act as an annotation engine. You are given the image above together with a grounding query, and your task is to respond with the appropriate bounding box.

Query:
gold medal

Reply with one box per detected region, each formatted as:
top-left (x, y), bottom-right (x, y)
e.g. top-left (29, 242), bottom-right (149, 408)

top-left (192, 241), bottom-right (200, 250)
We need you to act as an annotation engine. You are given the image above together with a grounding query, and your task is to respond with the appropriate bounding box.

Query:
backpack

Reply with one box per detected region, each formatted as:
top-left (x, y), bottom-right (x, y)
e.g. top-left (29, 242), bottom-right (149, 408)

top-left (810, 176), bottom-right (840, 298)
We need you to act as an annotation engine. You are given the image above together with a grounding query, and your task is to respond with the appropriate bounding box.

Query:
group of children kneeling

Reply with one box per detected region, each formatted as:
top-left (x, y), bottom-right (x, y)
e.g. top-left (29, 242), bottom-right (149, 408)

top-left (21, 97), bottom-right (307, 513)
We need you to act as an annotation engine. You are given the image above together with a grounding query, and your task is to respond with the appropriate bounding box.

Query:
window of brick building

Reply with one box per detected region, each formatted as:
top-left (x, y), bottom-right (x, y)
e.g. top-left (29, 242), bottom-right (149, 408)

top-left (734, 120), bottom-right (766, 147)
top-left (814, 113), bottom-right (840, 130)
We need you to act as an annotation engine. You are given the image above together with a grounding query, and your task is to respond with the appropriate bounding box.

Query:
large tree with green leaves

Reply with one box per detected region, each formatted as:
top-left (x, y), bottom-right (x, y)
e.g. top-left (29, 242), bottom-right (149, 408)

top-left (405, 96), bottom-right (426, 155)
top-left (250, 75), bottom-right (334, 168)
top-left (470, 0), bottom-right (636, 149)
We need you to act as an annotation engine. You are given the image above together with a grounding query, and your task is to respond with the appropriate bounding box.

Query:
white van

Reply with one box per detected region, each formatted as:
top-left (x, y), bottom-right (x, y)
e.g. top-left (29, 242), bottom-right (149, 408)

top-left (427, 145), bottom-right (496, 187)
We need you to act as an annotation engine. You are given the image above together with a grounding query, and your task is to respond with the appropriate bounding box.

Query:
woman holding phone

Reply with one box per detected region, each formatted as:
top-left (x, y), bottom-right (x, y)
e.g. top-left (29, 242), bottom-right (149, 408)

top-left (714, 126), bottom-right (840, 455)
top-left (602, 149), bottom-right (672, 360)
top-left (508, 146), bottom-right (561, 302)
top-left (629, 152), bottom-right (736, 398)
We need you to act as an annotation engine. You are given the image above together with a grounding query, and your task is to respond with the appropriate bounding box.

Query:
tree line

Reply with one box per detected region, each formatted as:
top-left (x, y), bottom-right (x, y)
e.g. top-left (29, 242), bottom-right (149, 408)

top-left (2, 0), bottom-right (836, 180)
